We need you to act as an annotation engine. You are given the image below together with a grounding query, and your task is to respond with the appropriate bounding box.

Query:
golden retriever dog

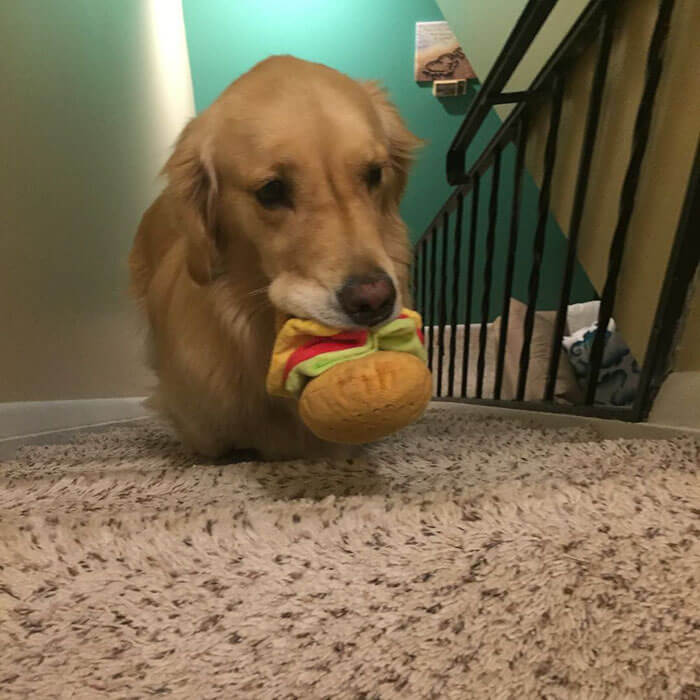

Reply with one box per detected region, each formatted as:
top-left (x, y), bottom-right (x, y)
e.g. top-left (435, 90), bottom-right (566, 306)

top-left (129, 55), bottom-right (421, 459)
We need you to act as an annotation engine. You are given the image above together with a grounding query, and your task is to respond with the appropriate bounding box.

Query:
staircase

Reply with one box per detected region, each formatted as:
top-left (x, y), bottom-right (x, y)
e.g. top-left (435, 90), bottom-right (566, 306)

top-left (413, 0), bottom-right (700, 424)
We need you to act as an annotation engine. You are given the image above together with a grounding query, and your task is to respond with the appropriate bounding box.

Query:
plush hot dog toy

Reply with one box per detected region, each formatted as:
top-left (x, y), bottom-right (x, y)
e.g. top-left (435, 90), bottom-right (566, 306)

top-left (266, 309), bottom-right (432, 444)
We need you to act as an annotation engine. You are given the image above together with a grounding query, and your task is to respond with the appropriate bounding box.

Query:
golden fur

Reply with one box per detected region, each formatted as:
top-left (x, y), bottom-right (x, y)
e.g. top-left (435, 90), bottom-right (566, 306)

top-left (129, 56), bottom-right (421, 458)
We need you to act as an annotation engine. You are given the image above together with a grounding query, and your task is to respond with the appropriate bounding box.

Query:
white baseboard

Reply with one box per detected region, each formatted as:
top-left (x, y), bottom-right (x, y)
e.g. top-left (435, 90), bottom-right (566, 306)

top-left (1, 390), bottom-right (696, 463)
top-left (0, 397), bottom-right (149, 441)
top-left (435, 401), bottom-right (699, 439)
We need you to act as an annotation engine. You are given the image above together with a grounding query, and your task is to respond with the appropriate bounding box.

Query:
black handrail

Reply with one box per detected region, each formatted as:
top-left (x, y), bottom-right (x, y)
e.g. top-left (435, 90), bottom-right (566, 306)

top-left (445, 0), bottom-right (611, 188)
top-left (446, 0), bottom-right (558, 185)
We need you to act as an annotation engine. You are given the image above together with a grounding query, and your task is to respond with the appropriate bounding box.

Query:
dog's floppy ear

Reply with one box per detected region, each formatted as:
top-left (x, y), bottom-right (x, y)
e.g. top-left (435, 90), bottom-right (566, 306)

top-left (362, 81), bottom-right (423, 204)
top-left (362, 82), bottom-right (423, 307)
top-left (164, 117), bottom-right (219, 285)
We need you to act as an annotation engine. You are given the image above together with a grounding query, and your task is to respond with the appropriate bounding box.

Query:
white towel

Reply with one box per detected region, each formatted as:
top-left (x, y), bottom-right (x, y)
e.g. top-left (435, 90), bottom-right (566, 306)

top-left (566, 300), bottom-right (615, 335)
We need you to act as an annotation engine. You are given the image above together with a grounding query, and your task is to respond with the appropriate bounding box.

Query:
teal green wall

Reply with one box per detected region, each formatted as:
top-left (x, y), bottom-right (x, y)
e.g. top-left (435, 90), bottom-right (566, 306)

top-left (181, 0), bottom-right (595, 321)
top-left (181, 0), bottom-right (483, 242)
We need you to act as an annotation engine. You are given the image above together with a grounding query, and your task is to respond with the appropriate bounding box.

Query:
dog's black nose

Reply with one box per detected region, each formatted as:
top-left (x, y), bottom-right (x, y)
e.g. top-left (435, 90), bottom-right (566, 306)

top-left (337, 272), bottom-right (396, 326)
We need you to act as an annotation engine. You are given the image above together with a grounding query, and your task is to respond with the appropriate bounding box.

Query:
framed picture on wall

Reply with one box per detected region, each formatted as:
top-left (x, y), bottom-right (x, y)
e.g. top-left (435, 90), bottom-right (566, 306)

top-left (414, 21), bottom-right (475, 83)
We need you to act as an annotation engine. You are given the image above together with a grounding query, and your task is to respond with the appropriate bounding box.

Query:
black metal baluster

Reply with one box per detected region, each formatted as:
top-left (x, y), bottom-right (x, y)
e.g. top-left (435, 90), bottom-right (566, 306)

top-left (436, 213), bottom-right (450, 397)
top-left (585, 0), bottom-right (675, 404)
top-left (477, 149), bottom-right (501, 398)
top-left (494, 116), bottom-right (528, 400)
top-left (460, 176), bottom-right (480, 397)
top-left (517, 73), bottom-right (564, 400)
top-left (448, 194), bottom-right (465, 397)
top-left (415, 243), bottom-right (422, 315)
top-left (428, 229), bottom-right (437, 373)
top-left (545, 5), bottom-right (616, 402)
top-left (412, 251), bottom-right (419, 312)
top-left (420, 240), bottom-right (427, 336)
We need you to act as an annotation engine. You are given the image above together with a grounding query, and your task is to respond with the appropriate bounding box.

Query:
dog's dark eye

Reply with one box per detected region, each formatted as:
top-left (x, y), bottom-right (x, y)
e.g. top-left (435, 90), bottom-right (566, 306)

top-left (366, 165), bottom-right (382, 189)
top-left (256, 179), bottom-right (289, 209)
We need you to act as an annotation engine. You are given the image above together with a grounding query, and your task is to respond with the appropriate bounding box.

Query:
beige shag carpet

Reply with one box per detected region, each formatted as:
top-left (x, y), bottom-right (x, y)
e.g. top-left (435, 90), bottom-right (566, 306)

top-left (1, 407), bottom-right (699, 699)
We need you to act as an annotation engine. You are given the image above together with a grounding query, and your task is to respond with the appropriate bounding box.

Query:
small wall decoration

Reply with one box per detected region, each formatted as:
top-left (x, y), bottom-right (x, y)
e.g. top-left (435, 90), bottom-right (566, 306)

top-left (414, 21), bottom-right (475, 83)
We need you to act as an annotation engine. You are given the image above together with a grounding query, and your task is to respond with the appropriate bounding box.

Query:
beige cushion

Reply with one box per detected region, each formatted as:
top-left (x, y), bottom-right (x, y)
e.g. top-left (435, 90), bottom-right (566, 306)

top-left (492, 299), bottom-right (582, 404)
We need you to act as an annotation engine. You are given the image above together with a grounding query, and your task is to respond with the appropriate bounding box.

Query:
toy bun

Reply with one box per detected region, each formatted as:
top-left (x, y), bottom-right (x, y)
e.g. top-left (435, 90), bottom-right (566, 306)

top-left (298, 351), bottom-right (432, 444)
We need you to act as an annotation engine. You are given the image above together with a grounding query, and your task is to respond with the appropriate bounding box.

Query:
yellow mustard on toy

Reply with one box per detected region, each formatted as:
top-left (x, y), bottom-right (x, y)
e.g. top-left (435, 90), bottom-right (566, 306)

top-left (266, 309), bottom-right (432, 444)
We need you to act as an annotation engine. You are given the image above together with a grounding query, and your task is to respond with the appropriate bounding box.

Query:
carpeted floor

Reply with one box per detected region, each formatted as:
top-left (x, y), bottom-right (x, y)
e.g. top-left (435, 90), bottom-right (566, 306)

top-left (1, 407), bottom-right (698, 699)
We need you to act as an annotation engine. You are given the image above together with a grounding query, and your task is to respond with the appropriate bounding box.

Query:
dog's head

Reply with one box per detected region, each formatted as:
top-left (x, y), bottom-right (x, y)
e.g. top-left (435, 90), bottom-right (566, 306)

top-left (165, 55), bottom-right (421, 328)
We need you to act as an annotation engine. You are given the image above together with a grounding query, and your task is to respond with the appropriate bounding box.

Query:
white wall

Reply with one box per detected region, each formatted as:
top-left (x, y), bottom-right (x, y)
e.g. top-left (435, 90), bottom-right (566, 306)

top-left (0, 0), bottom-right (194, 403)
